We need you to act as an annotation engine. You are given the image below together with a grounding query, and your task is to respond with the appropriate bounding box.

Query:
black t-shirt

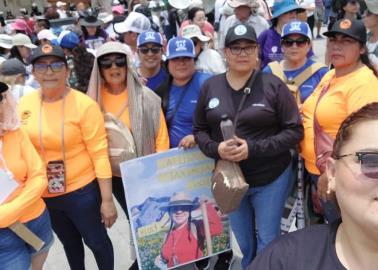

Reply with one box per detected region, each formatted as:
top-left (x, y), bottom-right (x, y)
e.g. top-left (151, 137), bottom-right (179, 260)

top-left (193, 72), bottom-right (304, 187)
top-left (249, 220), bottom-right (347, 270)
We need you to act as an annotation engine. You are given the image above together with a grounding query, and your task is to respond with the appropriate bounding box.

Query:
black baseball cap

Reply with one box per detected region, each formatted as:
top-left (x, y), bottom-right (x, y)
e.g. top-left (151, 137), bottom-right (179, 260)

top-left (323, 18), bottom-right (367, 43)
top-left (31, 44), bottom-right (67, 64)
top-left (225, 23), bottom-right (257, 47)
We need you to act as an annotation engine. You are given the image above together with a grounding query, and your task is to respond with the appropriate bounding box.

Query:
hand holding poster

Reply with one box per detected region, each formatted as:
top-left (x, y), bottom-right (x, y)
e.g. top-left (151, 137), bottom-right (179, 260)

top-left (120, 147), bottom-right (231, 270)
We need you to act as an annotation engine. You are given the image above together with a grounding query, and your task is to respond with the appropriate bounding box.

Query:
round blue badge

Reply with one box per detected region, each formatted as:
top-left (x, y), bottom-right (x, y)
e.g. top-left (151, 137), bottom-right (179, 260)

top-left (208, 98), bottom-right (219, 109)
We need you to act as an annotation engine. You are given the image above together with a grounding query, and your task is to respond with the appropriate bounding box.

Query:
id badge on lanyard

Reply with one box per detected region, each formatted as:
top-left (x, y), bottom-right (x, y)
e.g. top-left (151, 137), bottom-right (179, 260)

top-left (39, 90), bottom-right (68, 194)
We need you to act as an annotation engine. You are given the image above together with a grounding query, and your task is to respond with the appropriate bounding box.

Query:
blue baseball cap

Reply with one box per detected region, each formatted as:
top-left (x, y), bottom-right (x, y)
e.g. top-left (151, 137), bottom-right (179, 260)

top-left (166, 37), bottom-right (195, 60)
top-left (281, 20), bottom-right (312, 40)
top-left (60, 32), bottom-right (80, 49)
top-left (137, 30), bottom-right (163, 47)
top-left (271, 0), bottom-right (304, 19)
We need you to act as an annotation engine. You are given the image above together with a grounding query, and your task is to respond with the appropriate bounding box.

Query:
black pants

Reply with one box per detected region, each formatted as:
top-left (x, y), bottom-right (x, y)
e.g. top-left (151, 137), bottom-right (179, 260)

top-left (112, 176), bottom-right (129, 220)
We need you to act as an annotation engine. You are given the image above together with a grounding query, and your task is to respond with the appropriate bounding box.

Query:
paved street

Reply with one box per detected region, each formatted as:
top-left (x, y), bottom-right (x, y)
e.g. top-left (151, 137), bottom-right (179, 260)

top-left (44, 30), bottom-right (328, 270)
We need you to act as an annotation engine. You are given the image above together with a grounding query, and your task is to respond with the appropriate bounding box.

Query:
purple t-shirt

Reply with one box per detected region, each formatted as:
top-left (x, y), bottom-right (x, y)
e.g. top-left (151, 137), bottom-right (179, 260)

top-left (258, 27), bottom-right (315, 69)
top-left (83, 29), bottom-right (108, 50)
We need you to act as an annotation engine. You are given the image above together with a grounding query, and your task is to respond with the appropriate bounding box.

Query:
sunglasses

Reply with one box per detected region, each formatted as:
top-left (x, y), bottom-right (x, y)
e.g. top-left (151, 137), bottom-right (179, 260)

top-left (138, 47), bottom-right (161, 55)
top-left (34, 61), bottom-right (66, 74)
top-left (98, 56), bottom-right (127, 69)
top-left (281, 37), bottom-right (309, 47)
top-left (169, 206), bottom-right (192, 213)
top-left (228, 45), bottom-right (257, 55)
top-left (335, 151), bottom-right (378, 179)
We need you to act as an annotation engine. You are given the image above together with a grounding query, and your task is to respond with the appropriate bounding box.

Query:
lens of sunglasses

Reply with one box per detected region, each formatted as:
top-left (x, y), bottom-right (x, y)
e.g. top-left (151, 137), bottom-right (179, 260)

top-left (359, 153), bottom-right (378, 178)
top-left (229, 45), bottom-right (256, 55)
top-left (34, 62), bottom-right (65, 74)
top-left (99, 57), bottom-right (127, 69)
top-left (170, 206), bottom-right (192, 212)
top-left (139, 47), bottom-right (161, 54)
top-left (282, 38), bottom-right (309, 47)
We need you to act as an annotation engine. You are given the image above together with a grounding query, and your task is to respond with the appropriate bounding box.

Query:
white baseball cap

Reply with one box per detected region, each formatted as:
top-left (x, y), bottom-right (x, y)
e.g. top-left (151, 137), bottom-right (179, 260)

top-left (113, 12), bottom-right (151, 34)
top-left (56, 1), bottom-right (67, 7)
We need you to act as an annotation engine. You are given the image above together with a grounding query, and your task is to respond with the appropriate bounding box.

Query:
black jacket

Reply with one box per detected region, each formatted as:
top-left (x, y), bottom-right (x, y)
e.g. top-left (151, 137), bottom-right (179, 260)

top-left (193, 71), bottom-right (304, 187)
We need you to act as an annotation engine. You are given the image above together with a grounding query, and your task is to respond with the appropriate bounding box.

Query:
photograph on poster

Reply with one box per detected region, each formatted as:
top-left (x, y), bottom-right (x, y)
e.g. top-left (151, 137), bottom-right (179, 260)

top-left (120, 147), bottom-right (231, 270)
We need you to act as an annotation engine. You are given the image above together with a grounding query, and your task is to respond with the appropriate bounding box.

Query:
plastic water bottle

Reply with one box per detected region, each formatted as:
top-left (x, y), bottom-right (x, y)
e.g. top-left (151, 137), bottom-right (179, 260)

top-left (220, 114), bottom-right (235, 140)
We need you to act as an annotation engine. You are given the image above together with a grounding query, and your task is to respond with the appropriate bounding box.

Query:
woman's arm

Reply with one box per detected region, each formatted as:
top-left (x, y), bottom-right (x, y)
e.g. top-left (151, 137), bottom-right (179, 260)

top-left (193, 84), bottom-right (221, 159)
top-left (0, 130), bottom-right (47, 228)
top-left (80, 102), bottom-right (117, 228)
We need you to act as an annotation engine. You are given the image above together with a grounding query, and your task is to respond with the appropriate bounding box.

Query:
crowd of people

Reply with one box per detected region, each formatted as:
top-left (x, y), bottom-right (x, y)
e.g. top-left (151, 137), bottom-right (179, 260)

top-left (1, 0), bottom-right (378, 270)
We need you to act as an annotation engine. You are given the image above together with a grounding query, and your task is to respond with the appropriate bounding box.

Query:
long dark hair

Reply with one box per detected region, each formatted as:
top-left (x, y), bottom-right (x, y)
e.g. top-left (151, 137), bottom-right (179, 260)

top-left (188, 7), bottom-right (205, 21)
top-left (360, 43), bottom-right (378, 77)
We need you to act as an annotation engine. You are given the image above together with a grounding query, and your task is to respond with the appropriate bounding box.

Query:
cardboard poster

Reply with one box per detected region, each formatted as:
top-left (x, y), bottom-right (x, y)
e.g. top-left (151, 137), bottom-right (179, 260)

top-left (120, 147), bottom-right (231, 270)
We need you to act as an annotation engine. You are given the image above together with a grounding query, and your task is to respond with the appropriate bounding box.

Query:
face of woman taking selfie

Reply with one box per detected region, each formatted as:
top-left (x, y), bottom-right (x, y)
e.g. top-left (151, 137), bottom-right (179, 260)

top-left (327, 34), bottom-right (364, 70)
top-left (225, 40), bottom-right (258, 74)
top-left (328, 119), bottom-right (378, 230)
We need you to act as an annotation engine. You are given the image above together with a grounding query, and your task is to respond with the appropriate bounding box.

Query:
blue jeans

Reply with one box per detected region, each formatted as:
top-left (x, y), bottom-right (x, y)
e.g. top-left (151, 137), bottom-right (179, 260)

top-left (44, 181), bottom-right (114, 270)
top-left (309, 174), bottom-right (340, 223)
top-left (228, 164), bottom-right (293, 269)
top-left (0, 209), bottom-right (54, 270)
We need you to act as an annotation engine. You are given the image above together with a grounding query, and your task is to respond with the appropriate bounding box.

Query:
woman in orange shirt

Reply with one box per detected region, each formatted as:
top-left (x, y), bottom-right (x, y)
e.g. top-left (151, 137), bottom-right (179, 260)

top-left (19, 44), bottom-right (117, 270)
top-left (87, 41), bottom-right (169, 269)
top-left (0, 81), bottom-right (53, 270)
top-left (301, 18), bottom-right (378, 222)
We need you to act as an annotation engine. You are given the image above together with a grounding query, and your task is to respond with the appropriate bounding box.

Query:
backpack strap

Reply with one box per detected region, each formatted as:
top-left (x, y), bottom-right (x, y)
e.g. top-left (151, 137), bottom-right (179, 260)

top-left (290, 62), bottom-right (326, 88)
top-left (268, 61), bottom-right (287, 82)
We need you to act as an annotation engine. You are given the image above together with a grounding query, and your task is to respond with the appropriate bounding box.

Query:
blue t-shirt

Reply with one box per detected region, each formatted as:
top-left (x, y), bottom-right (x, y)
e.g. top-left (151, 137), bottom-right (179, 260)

top-left (146, 68), bottom-right (168, 91)
top-left (166, 71), bottom-right (212, 148)
top-left (263, 58), bottom-right (328, 103)
top-left (258, 27), bottom-right (315, 69)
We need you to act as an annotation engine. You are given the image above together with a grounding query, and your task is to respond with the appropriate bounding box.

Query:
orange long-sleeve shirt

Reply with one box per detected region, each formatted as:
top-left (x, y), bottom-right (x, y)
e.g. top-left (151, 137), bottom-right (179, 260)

top-left (101, 87), bottom-right (169, 152)
top-left (19, 89), bottom-right (112, 197)
top-left (0, 129), bottom-right (47, 228)
top-left (301, 66), bottom-right (378, 174)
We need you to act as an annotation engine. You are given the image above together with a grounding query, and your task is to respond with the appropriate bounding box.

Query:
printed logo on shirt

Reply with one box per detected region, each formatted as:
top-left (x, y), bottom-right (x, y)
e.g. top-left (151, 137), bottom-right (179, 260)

top-left (175, 40), bottom-right (187, 51)
top-left (21, 110), bottom-right (31, 120)
top-left (208, 98), bottom-right (219, 109)
top-left (190, 99), bottom-right (197, 103)
top-left (271, 46), bottom-right (278, 53)
top-left (234, 25), bottom-right (247, 36)
top-left (252, 103), bottom-right (265, 107)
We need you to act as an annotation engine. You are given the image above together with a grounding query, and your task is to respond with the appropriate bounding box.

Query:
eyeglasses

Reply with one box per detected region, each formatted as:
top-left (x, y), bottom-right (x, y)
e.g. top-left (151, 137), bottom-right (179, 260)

top-left (281, 37), bottom-right (309, 47)
top-left (34, 61), bottom-right (66, 74)
top-left (98, 56), bottom-right (127, 69)
top-left (138, 47), bottom-right (161, 55)
top-left (228, 45), bottom-right (257, 55)
top-left (335, 151), bottom-right (378, 179)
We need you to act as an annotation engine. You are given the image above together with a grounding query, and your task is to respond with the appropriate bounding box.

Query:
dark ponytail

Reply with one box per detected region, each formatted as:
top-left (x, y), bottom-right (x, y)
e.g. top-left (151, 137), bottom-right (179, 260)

top-left (360, 44), bottom-right (378, 77)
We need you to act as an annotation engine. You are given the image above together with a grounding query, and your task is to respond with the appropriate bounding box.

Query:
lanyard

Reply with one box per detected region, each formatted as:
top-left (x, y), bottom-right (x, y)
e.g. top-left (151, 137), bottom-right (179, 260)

top-left (38, 89), bottom-right (68, 164)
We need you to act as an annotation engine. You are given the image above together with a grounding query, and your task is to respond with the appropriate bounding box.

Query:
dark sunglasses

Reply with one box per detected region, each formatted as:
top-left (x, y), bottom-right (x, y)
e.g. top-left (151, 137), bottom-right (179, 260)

top-left (281, 37), bottom-right (309, 47)
top-left (169, 205), bottom-right (192, 213)
top-left (335, 151), bottom-right (378, 179)
top-left (34, 61), bottom-right (66, 74)
top-left (98, 56), bottom-right (127, 69)
top-left (138, 47), bottom-right (161, 55)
